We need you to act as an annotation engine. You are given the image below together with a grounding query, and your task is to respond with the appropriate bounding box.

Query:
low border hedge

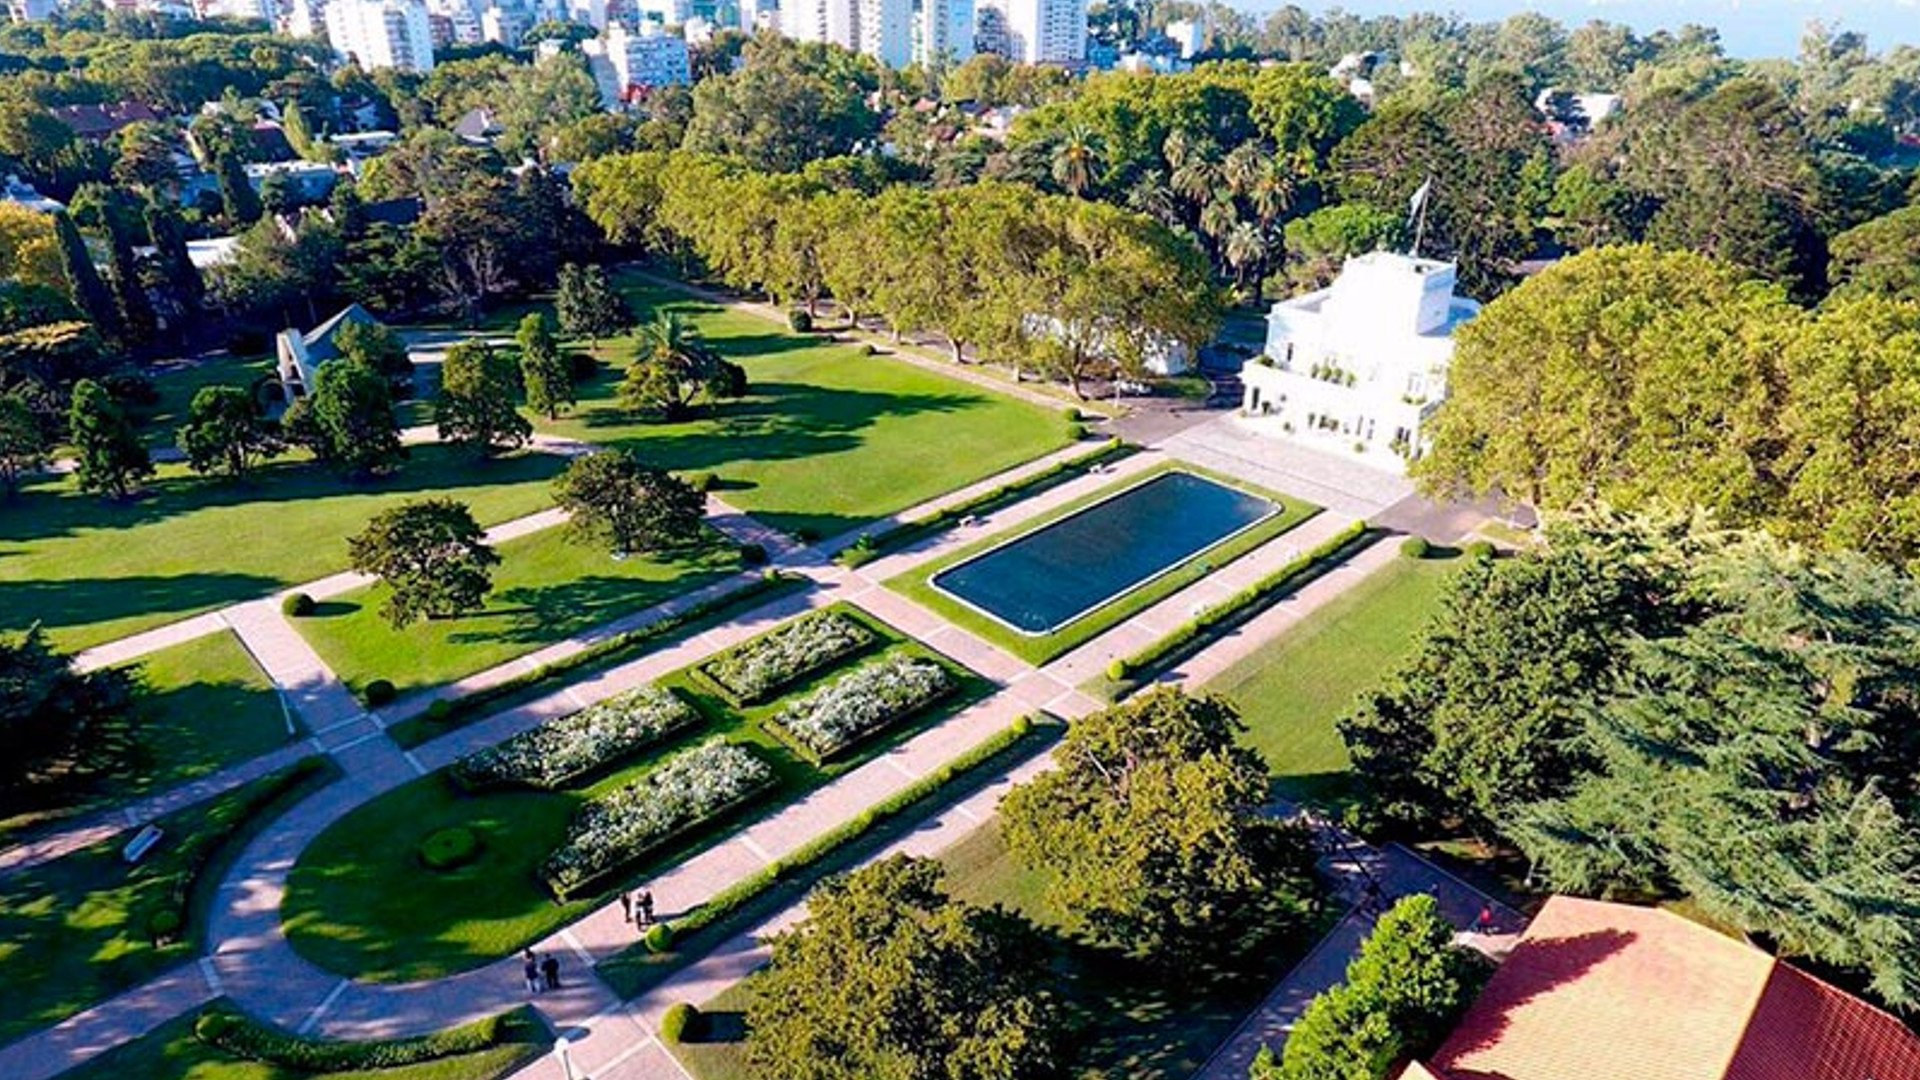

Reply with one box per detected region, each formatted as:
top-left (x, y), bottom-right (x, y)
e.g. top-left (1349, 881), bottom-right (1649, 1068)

top-left (1106, 521), bottom-right (1374, 698)
top-left (390, 572), bottom-right (807, 747)
top-left (837, 439), bottom-right (1135, 568)
top-left (193, 1003), bottom-right (537, 1071)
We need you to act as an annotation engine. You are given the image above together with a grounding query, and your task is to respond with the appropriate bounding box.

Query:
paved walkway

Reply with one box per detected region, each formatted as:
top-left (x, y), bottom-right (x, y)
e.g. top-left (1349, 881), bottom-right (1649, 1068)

top-left (0, 964), bottom-right (218, 1080)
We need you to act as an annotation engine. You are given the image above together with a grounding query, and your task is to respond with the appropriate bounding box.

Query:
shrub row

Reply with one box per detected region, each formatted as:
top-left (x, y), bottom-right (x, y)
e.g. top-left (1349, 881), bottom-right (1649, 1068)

top-left (767, 654), bottom-right (954, 761)
top-left (452, 685), bottom-right (701, 791)
top-left (1113, 521), bottom-right (1374, 690)
top-left (144, 758), bottom-right (329, 944)
top-left (543, 739), bottom-right (775, 900)
top-left (194, 1003), bottom-right (528, 1071)
top-left (616, 715), bottom-right (1046, 990)
top-left (837, 438), bottom-right (1134, 568)
top-left (695, 610), bottom-right (875, 706)
top-left (403, 572), bottom-right (803, 742)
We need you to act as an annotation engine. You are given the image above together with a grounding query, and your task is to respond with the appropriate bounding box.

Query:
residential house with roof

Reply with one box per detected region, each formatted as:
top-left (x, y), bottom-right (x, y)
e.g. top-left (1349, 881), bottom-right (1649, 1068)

top-left (48, 101), bottom-right (163, 140)
top-left (1403, 896), bottom-right (1920, 1080)
top-left (274, 303), bottom-right (383, 402)
top-left (1239, 251), bottom-right (1478, 474)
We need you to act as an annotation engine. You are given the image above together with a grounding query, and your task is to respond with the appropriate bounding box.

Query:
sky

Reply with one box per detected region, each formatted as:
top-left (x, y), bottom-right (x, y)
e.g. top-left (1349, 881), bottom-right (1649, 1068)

top-left (1238, 1), bottom-right (1920, 59)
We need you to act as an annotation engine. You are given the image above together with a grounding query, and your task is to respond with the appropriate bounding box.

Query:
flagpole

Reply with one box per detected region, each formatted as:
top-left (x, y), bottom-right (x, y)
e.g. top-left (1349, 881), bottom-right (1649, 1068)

top-left (1411, 174), bottom-right (1432, 258)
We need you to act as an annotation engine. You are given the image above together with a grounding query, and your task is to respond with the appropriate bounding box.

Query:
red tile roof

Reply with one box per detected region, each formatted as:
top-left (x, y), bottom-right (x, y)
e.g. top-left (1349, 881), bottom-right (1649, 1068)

top-left (1418, 896), bottom-right (1920, 1080)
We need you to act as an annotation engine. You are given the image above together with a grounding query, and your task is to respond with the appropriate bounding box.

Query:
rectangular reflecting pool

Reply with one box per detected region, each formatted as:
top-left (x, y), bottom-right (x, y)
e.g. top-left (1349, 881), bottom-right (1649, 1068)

top-left (930, 470), bottom-right (1279, 635)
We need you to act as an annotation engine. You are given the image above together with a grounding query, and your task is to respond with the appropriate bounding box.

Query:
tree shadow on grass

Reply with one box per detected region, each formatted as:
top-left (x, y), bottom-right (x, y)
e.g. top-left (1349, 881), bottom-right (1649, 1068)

top-left (0, 571), bottom-right (282, 642)
top-left (447, 572), bottom-right (709, 647)
top-left (0, 445), bottom-right (568, 547)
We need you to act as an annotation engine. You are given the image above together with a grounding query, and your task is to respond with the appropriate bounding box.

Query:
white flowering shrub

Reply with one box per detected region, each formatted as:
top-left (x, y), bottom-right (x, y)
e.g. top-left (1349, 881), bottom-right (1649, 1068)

top-left (542, 739), bottom-right (774, 897)
top-left (771, 654), bottom-right (954, 760)
top-left (454, 685), bottom-right (702, 791)
top-left (699, 610), bottom-right (875, 704)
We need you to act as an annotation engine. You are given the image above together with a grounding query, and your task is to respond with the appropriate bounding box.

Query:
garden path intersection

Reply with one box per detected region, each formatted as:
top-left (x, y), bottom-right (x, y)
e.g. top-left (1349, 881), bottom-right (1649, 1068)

top-left (0, 409), bottom-right (1502, 1080)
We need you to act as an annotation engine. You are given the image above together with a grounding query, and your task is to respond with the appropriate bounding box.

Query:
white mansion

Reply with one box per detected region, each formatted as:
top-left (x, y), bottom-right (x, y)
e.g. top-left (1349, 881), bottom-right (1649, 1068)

top-left (1239, 251), bottom-right (1479, 474)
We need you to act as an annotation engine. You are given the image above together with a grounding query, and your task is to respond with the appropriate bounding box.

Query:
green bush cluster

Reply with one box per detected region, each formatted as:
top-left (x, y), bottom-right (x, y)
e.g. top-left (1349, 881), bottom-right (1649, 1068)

top-left (1115, 521), bottom-right (1372, 687)
top-left (788, 310), bottom-right (814, 333)
top-left (660, 1002), bottom-right (701, 1043)
top-left (194, 1005), bottom-right (522, 1071)
top-left (1464, 539), bottom-right (1496, 560)
top-left (686, 472), bottom-right (716, 493)
top-left (365, 679), bottom-right (397, 706)
top-left (418, 826), bottom-right (482, 871)
top-left (282, 592), bottom-right (315, 617)
top-left (837, 440), bottom-right (1135, 568)
top-left (1401, 536), bottom-right (1431, 559)
top-left (404, 573), bottom-right (802, 738)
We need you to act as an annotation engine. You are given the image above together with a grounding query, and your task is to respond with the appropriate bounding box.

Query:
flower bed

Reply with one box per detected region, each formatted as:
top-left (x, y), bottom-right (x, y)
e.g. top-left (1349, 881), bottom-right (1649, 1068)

top-left (768, 654), bottom-right (954, 761)
top-left (542, 739), bottom-right (775, 899)
top-left (696, 610), bottom-right (875, 705)
top-left (452, 686), bottom-right (701, 791)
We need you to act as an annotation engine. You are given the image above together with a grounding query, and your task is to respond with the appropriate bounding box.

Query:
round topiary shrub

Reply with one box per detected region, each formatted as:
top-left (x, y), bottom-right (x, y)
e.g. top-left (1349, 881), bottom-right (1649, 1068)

top-left (1464, 540), bottom-right (1496, 560)
top-left (1062, 406), bottom-right (1082, 422)
top-left (1066, 423), bottom-right (1088, 440)
top-left (788, 309), bottom-right (814, 333)
top-left (148, 909), bottom-right (183, 944)
top-left (426, 699), bottom-right (453, 723)
top-left (738, 542), bottom-right (768, 566)
top-left (282, 592), bottom-right (315, 617)
top-left (1011, 714), bottom-right (1034, 738)
top-left (1106, 658), bottom-right (1130, 681)
top-left (365, 679), bottom-right (398, 706)
top-left (195, 1011), bottom-right (236, 1041)
top-left (661, 1002), bottom-right (701, 1044)
top-left (687, 472), bottom-right (716, 493)
top-left (417, 826), bottom-right (482, 871)
top-left (861, 342), bottom-right (879, 356)
top-left (645, 921), bottom-right (675, 953)
top-left (1400, 536), bottom-right (1431, 560)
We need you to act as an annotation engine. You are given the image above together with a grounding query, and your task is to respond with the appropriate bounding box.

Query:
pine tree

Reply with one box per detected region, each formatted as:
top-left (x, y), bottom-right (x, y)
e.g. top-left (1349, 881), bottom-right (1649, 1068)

top-left (145, 200), bottom-right (202, 313)
top-left (554, 262), bottom-right (630, 347)
top-left (68, 378), bottom-right (152, 498)
top-left (516, 311), bottom-right (572, 419)
top-left (102, 208), bottom-right (156, 345)
top-left (215, 147), bottom-right (261, 226)
top-left (52, 212), bottom-right (118, 338)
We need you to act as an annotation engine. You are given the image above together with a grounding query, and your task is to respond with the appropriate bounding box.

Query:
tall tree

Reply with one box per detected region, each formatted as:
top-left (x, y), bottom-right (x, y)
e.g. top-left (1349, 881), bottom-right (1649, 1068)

top-left (554, 262), bottom-right (631, 347)
top-left (1262, 895), bottom-right (1484, 1080)
top-left (348, 498), bottom-right (499, 628)
top-left (332, 320), bottom-right (414, 400)
top-left (177, 384), bottom-right (282, 479)
top-left (0, 627), bottom-right (134, 795)
top-left (67, 378), bottom-right (151, 498)
top-left (304, 358), bottom-right (404, 477)
top-left (214, 146), bottom-right (262, 226)
top-left (436, 340), bottom-right (530, 456)
top-left (515, 311), bottom-right (572, 420)
top-left (51, 212), bottom-right (118, 339)
top-left (552, 450), bottom-right (704, 555)
top-left (0, 391), bottom-right (48, 498)
top-left (746, 855), bottom-right (1061, 1080)
top-left (1000, 687), bottom-right (1319, 966)
top-left (619, 311), bottom-right (745, 420)
top-left (144, 200), bottom-right (202, 314)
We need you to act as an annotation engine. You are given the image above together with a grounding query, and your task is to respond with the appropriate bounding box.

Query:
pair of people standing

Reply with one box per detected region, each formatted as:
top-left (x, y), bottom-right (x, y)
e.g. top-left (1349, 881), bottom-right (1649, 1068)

top-left (619, 888), bottom-right (655, 929)
top-left (522, 949), bottom-right (561, 994)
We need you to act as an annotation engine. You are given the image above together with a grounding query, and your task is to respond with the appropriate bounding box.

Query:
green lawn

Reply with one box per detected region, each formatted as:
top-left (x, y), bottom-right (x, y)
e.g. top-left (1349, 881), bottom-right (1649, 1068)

top-left (1206, 550), bottom-right (1460, 806)
top-left (294, 527), bottom-right (742, 699)
top-left (887, 462), bottom-right (1320, 664)
top-left (0, 446), bottom-right (568, 652)
top-left (533, 279), bottom-right (1076, 539)
top-left (0, 631), bottom-right (294, 844)
top-left (0, 761), bottom-right (328, 1045)
top-left (131, 354), bottom-right (276, 450)
top-left (283, 605), bottom-right (988, 983)
top-left (673, 821), bottom-right (1327, 1080)
top-left (57, 1004), bottom-right (546, 1080)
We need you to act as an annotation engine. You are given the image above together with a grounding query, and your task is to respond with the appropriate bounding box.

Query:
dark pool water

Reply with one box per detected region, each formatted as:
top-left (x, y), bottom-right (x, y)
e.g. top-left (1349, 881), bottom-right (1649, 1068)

top-left (931, 471), bottom-right (1278, 634)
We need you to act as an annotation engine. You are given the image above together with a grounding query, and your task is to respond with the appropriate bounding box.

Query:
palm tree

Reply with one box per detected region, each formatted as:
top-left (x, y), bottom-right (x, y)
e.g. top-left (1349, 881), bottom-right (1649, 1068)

top-left (1223, 221), bottom-right (1269, 291)
top-left (622, 311), bottom-right (718, 420)
top-left (1242, 156), bottom-right (1299, 227)
top-left (1170, 141), bottom-right (1222, 210)
top-left (1050, 123), bottom-right (1104, 198)
top-left (1199, 196), bottom-right (1239, 242)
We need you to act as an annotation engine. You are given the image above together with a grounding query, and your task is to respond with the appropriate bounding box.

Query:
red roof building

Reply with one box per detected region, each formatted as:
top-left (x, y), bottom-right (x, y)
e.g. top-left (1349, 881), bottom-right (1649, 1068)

top-left (1414, 896), bottom-right (1920, 1080)
top-left (48, 101), bottom-right (162, 139)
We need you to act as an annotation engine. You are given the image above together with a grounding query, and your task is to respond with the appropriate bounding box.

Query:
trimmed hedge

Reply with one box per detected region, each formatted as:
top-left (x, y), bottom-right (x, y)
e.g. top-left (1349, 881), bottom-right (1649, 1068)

top-left (661, 1002), bottom-right (700, 1043)
top-left (1112, 521), bottom-right (1374, 691)
top-left (836, 439), bottom-right (1135, 568)
top-left (1401, 536), bottom-right (1431, 559)
top-left (365, 679), bottom-right (397, 706)
top-left (194, 1003), bottom-right (529, 1071)
top-left (418, 826), bottom-right (482, 871)
top-left (394, 572), bottom-right (805, 744)
top-left (695, 610), bottom-right (876, 706)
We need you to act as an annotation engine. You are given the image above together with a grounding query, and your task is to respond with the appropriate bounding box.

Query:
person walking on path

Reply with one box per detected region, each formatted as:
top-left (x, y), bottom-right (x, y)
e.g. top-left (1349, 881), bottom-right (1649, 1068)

top-left (637, 889), bottom-right (654, 929)
top-left (541, 953), bottom-right (561, 991)
top-left (523, 950), bottom-right (541, 995)
top-left (619, 891), bottom-right (634, 924)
